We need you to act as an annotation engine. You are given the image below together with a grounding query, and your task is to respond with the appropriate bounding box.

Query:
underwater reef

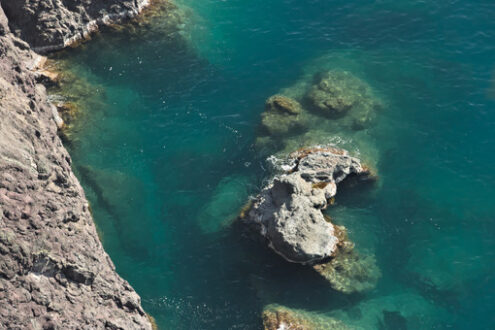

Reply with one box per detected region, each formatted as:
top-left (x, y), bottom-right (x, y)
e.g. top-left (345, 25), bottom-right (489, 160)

top-left (263, 304), bottom-right (351, 330)
top-left (255, 69), bottom-right (383, 166)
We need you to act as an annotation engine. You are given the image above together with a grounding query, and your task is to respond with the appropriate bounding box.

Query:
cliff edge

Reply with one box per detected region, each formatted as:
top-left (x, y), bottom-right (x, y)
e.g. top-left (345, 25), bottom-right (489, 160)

top-left (0, 2), bottom-right (152, 329)
top-left (0, 0), bottom-right (151, 53)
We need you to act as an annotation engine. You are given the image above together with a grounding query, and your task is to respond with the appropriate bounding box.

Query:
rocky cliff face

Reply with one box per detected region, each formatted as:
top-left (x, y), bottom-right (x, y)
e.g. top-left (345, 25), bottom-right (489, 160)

top-left (0, 0), bottom-right (150, 53)
top-left (0, 2), bottom-right (152, 329)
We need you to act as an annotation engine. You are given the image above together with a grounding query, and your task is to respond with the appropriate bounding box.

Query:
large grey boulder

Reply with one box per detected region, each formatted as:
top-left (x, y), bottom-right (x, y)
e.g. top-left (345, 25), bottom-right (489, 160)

top-left (241, 147), bottom-right (373, 264)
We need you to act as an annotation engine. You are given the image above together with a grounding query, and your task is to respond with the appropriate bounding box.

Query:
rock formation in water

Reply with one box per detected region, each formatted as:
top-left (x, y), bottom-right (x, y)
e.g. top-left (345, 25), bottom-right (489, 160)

top-left (241, 147), bottom-right (380, 292)
top-left (0, 0), bottom-right (151, 53)
top-left (260, 95), bottom-right (307, 137)
top-left (262, 304), bottom-right (351, 330)
top-left (305, 70), bottom-right (382, 129)
top-left (0, 2), bottom-right (152, 329)
top-left (255, 69), bottom-right (383, 161)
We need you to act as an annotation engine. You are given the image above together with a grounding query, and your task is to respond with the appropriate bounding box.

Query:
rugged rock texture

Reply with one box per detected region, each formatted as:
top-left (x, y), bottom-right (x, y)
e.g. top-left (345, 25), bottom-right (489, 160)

top-left (241, 147), bottom-right (373, 264)
top-left (0, 4), bottom-right (152, 329)
top-left (241, 147), bottom-right (380, 293)
top-left (0, 0), bottom-right (151, 53)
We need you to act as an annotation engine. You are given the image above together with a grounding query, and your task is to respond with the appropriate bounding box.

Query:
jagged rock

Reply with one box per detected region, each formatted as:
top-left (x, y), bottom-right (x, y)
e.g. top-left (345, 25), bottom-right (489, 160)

top-left (0, 0), bottom-right (151, 52)
top-left (241, 147), bottom-right (380, 293)
top-left (0, 4), bottom-right (151, 329)
top-left (263, 304), bottom-right (352, 330)
top-left (241, 147), bottom-right (373, 264)
top-left (260, 95), bottom-right (307, 137)
top-left (305, 70), bottom-right (382, 128)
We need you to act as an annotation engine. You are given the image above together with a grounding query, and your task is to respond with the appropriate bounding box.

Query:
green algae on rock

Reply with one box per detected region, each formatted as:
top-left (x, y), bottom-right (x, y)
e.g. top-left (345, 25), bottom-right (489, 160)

top-left (263, 304), bottom-right (352, 330)
top-left (107, 0), bottom-right (190, 43)
top-left (260, 95), bottom-right (307, 136)
top-left (253, 64), bottom-right (384, 173)
top-left (305, 70), bottom-right (382, 128)
top-left (313, 225), bottom-right (381, 294)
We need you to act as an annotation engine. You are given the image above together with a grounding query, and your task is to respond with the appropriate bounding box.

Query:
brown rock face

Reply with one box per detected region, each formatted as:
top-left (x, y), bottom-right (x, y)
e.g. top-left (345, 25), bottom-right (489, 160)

top-left (0, 5), bottom-right (151, 329)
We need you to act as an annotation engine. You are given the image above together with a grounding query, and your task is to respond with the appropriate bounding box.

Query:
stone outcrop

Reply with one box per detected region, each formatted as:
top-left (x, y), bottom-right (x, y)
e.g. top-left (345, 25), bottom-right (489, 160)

top-left (0, 3), bottom-right (151, 329)
top-left (0, 0), bottom-right (151, 53)
top-left (240, 147), bottom-right (380, 293)
top-left (241, 147), bottom-right (372, 264)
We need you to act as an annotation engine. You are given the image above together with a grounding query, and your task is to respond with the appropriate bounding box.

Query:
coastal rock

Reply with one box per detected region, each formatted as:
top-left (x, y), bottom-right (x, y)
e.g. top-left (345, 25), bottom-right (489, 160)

top-left (263, 304), bottom-right (351, 330)
top-left (305, 70), bottom-right (382, 128)
top-left (0, 5), bottom-right (151, 329)
top-left (260, 95), bottom-right (307, 137)
top-left (0, 0), bottom-right (151, 52)
top-left (241, 147), bottom-right (373, 264)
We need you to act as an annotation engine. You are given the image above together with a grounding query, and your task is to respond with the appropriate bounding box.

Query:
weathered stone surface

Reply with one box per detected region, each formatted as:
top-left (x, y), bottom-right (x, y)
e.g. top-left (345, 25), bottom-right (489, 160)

top-left (241, 147), bottom-right (373, 264)
top-left (0, 0), bottom-right (151, 53)
top-left (0, 4), bottom-right (151, 329)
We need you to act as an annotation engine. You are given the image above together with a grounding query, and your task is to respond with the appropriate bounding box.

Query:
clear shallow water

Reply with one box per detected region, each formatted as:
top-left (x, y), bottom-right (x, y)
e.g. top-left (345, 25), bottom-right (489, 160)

top-left (50, 0), bottom-right (495, 328)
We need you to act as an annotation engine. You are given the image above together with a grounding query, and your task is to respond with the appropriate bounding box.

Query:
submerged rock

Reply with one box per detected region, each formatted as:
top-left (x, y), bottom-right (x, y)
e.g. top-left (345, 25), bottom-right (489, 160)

top-left (260, 95), bottom-right (308, 137)
top-left (263, 304), bottom-right (351, 330)
top-left (198, 175), bottom-right (253, 233)
top-left (407, 231), bottom-right (490, 294)
top-left (305, 70), bottom-right (382, 129)
top-left (312, 225), bottom-right (381, 294)
top-left (329, 291), bottom-right (450, 329)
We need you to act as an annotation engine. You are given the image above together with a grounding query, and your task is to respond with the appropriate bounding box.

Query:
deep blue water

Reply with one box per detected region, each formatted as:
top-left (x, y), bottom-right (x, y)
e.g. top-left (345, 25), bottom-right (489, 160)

top-left (51, 0), bottom-right (495, 328)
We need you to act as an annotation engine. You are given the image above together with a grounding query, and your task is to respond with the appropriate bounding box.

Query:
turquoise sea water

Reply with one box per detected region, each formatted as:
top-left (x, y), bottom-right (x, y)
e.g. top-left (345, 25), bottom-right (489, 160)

top-left (51, 0), bottom-right (495, 328)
